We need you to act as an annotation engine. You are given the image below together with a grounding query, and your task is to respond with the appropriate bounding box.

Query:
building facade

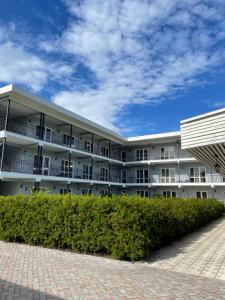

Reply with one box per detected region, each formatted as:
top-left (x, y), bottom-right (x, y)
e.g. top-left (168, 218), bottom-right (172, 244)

top-left (0, 84), bottom-right (225, 200)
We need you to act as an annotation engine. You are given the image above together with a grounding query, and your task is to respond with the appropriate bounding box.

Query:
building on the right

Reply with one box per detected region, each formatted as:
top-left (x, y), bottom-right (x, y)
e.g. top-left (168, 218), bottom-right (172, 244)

top-left (181, 108), bottom-right (225, 178)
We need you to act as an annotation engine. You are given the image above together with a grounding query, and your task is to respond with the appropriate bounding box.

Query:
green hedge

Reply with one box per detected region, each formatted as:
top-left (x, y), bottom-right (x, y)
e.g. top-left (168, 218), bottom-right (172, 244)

top-left (0, 194), bottom-right (224, 261)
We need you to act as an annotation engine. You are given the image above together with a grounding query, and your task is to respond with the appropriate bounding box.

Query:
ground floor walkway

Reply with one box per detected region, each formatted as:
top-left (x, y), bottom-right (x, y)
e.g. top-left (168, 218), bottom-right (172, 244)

top-left (1, 217), bottom-right (225, 299)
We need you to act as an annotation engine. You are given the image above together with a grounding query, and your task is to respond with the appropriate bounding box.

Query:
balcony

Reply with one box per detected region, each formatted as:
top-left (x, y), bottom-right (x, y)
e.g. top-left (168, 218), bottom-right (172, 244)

top-left (0, 120), bottom-right (120, 161)
top-left (0, 159), bottom-right (121, 183)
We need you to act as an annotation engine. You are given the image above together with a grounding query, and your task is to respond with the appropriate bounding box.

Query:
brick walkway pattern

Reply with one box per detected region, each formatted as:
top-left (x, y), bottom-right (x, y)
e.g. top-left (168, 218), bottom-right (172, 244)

top-left (1, 217), bottom-right (225, 299)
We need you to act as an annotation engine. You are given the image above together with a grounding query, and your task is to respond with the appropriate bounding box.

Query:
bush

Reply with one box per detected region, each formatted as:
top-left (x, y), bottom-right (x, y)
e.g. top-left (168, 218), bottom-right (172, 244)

top-left (0, 194), bottom-right (224, 261)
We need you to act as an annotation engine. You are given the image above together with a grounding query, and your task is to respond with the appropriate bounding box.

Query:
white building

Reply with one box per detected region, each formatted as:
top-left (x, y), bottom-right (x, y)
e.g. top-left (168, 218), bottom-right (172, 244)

top-left (0, 84), bottom-right (225, 200)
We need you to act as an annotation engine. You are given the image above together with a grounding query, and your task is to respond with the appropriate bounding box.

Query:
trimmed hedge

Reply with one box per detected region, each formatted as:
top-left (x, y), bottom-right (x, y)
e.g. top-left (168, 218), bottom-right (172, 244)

top-left (0, 194), bottom-right (224, 261)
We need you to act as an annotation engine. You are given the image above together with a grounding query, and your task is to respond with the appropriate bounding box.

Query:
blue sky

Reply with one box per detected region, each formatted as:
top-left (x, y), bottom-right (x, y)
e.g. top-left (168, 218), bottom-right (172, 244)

top-left (0, 0), bottom-right (225, 136)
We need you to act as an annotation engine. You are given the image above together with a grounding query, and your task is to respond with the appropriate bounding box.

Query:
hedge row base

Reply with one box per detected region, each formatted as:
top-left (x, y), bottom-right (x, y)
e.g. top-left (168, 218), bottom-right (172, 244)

top-left (0, 195), bottom-right (224, 261)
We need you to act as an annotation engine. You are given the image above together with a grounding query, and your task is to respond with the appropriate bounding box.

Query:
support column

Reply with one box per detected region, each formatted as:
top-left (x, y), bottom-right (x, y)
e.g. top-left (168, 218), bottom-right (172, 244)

top-left (39, 112), bottom-right (45, 140)
top-left (69, 125), bottom-right (73, 148)
top-left (91, 133), bottom-right (94, 154)
top-left (108, 140), bottom-right (111, 158)
top-left (0, 99), bottom-right (11, 171)
top-left (68, 151), bottom-right (72, 178)
top-left (108, 161), bottom-right (111, 182)
top-left (91, 157), bottom-right (94, 180)
top-left (37, 145), bottom-right (43, 175)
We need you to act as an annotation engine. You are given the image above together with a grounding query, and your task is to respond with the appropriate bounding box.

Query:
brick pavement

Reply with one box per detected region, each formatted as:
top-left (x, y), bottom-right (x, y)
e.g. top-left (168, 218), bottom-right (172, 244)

top-left (1, 217), bottom-right (225, 299)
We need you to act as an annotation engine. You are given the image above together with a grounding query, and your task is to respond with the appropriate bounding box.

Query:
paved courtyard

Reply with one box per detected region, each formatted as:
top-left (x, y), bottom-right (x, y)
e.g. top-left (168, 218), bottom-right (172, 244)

top-left (1, 217), bottom-right (225, 299)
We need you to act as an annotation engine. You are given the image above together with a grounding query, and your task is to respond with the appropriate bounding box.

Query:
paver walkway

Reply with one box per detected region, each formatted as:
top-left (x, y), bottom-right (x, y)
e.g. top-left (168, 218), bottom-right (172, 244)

top-left (1, 217), bottom-right (225, 299)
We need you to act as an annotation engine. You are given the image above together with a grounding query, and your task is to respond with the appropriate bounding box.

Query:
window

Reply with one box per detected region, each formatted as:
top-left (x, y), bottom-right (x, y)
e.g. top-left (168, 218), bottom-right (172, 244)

top-left (136, 149), bottom-right (148, 161)
top-left (137, 190), bottom-right (149, 197)
top-left (100, 146), bottom-right (109, 157)
top-left (121, 170), bottom-right (127, 183)
top-left (136, 169), bottom-right (149, 183)
top-left (162, 191), bottom-right (177, 198)
top-left (121, 151), bottom-right (126, 162)
top-left (190, 167), bottom-right (206, 183)
top-left (63, 134), bottom-right (75, 147)
top-left (61, 160), bottom-right (73, 177)
top-left (83, 164), bottom-right (92, 180)
top-left (160, 168), bottom-right (176, 183)
top-left (60, 188), bottom-right (71, 195)
top-left (196, 191), bottom-right (208, 199)
top-left (100, 168), bottom-right (109, 181)
top-left (84, 140), bottom-right (93, 152)
top-left (82, 189), bottom-right (92, 195)
top-left (160, 147), bottom-right (175, 159)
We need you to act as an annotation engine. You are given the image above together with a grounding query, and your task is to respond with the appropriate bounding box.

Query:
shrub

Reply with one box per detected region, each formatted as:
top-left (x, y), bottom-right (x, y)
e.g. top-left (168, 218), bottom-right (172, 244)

top-left (0, 194), bottom-right (224, 261)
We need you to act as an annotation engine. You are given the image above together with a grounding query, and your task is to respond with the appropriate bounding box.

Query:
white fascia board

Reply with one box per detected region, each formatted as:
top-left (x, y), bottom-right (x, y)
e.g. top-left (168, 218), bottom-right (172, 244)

top-left (0, 84), bottom-right (182, 146)
top-left (127, 131), bottom-right (181, 142)
top-left (181, 107), bottom-right (225, 124)
top-left (0, 84), bottom-right (126, 145)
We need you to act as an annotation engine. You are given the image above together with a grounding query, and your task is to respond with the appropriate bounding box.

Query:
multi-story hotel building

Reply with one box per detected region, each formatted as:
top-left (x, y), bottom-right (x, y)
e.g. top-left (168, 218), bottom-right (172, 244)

top-left (0, 84), bottom-right (225, 200)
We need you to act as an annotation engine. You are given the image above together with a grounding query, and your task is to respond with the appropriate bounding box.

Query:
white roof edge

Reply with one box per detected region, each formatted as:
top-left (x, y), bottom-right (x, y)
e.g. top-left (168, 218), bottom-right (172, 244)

top-left (0, 84), bottom-right (126, 143)
top-left (128, 131), bottom-right (181, 142)
top-left (181, 107), bottom-right (225, 124)
top-left (0, 84), bottom-right (181, 144)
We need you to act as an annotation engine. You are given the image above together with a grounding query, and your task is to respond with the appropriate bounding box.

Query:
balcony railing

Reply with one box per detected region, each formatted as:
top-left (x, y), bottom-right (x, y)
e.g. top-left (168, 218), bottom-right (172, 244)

top-left (0, 159), bottom-right (121, 183)
top-left (1, 159), bottom-right (225, 185)
top-left (0, 120), bottom-right (121, 161)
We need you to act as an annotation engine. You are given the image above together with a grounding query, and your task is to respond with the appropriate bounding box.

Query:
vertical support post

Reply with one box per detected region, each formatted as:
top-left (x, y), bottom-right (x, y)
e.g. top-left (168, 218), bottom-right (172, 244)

top-left (178, 162), bottom-right (181, 183)
top-left (108, 140), bottom-right (111, 158)
top-left (177, 140), bottom-right (180, 159)
top-left (69, 125), bottom-right (73, 148)
top-left (91, 133), bottom-right (94, 154)
top-left (1, 99), bottom-right (11, 171)
top-left (4, 99), bottom-right (10, 131)
top-left (148, 163), bottom-right (150, 183)
top-left (108, 161), bottom-right (111, 182)
top-left (37, 145), bottom-right (43, 175)
top-left (91, 157), bottom-right (94, 180)
top-left (0, 139), bottom-right (5, 172)
top-left (210, 168), bottom-right (213, 183)
top-left (68, 151), bottom-right (72, 178)
top-left (39, 112), bottom-right (45, 140)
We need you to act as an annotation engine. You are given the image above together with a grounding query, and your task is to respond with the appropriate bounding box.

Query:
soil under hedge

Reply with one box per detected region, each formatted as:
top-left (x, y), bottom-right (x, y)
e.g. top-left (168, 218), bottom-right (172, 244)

top-left (0, 194), bottom-right (224, 261)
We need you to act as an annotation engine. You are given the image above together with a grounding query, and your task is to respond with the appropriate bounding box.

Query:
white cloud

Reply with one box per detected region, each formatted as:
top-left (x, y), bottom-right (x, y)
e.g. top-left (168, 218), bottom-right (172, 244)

top-left (0, 24), bottom-right (73, 91)
top-left (210, 100), bottom-right (225, 109)
top-left (48, 0), bottom-right (225, 132)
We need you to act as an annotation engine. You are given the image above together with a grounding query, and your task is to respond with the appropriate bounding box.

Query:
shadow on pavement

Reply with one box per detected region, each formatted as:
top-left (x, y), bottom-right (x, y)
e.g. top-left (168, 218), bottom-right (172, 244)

top-left (144, 216), bottom-right (225, 263)
top-left (0, 278), bottom-right (65, 300)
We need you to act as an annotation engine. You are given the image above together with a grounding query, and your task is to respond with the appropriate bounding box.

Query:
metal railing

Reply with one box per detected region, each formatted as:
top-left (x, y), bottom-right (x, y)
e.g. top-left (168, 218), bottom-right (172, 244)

top-left (0, 158), bottom-right (121, 182)
top-left (0, 120), bottom-right (121, 161)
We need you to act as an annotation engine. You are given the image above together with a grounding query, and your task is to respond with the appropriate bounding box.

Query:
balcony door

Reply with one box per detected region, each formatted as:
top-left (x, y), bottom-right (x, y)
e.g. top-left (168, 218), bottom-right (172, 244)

top-left (100, 168), bottom-right (109, 181)
top-left (33, 155), bottom-right (50, 176)
top-left (136, 169), bottom-right (148, 183)
top-left (83, 164), bottom-right (92, 180)
top-left (190, 167), bottom-right (206, 182)
top-left (160, 168), bottom-right (175, 183)
top-left (61, 160), bottom-right (73, 177)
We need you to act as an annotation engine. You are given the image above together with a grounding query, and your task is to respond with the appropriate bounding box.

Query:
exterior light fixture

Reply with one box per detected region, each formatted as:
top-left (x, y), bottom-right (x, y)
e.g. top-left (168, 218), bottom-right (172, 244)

top-left (214, 154), bottom-right (220, 173)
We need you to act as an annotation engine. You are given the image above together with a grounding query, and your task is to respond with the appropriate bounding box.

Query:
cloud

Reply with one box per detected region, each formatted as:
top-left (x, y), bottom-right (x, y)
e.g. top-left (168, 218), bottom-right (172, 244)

top-left (0, 24), bottom-right (73, 91)
top-left (47, 0), bottom-right (225, 132)
top-left (210, 100), bottom-right (225, 109)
